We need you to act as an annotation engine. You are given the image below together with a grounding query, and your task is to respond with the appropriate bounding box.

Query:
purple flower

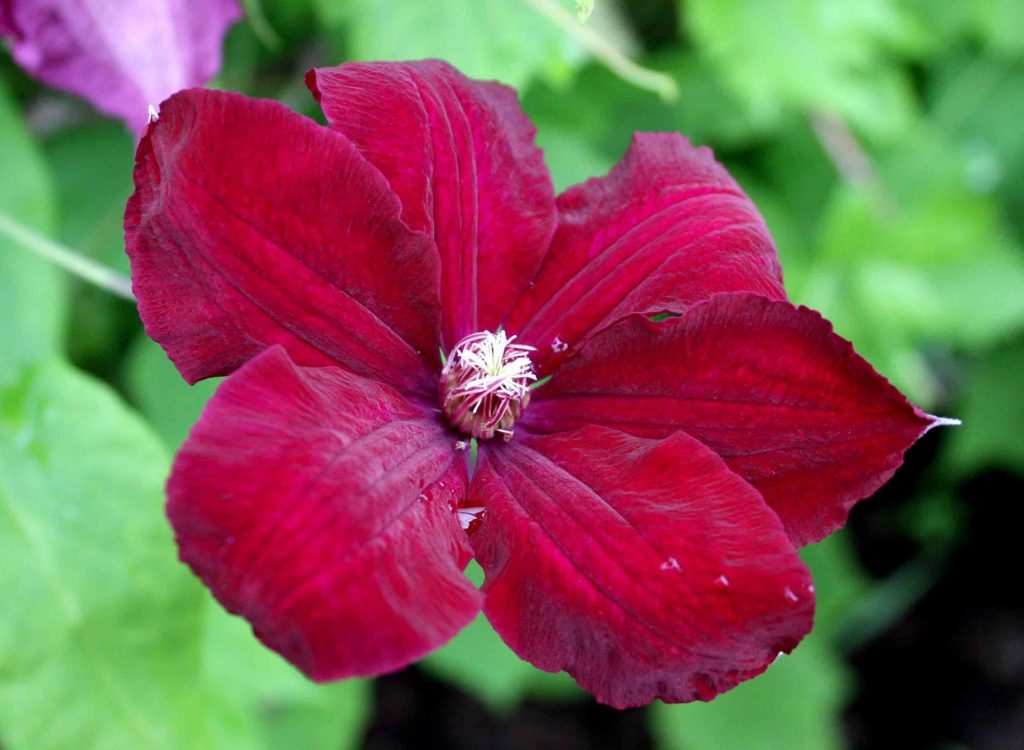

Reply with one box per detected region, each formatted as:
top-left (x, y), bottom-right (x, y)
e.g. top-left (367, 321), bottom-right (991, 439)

top-left (1, 0), bottom-right (240, 133)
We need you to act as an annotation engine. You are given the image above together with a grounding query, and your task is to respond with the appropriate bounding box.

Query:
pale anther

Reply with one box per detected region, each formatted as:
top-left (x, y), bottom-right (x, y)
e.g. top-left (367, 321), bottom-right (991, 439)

top-left (440, 330), bottom-right (536, 441)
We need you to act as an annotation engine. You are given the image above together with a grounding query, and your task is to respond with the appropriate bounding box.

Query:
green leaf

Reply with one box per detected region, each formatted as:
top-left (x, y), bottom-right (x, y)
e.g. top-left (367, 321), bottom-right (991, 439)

top-left (682, 0), bottom-right (918, 139)
top-left (124, 334), bottom-right (371, 747)
top-left (43, 122), bottom-right (134, 275)
top-left (927, 53), bottom-right (1024, 239)
top-left (422, 562), bottom-right (582, 709)
top-left (239, 0), bottom-right (284, 50)
top-left (650, 631), bottom-right (851, 750)
top-left (903, 0), bottom-right (1024, 57)
top-left (834, 551), bottom-right (948, 654)
top-left (755, 120), bottom-right (840, 252)
top-left (41, 121), bottom-right (138, 371)
top-left (799, 531), bottom-right (871, 642)
top-left (125, 333), bottom-right (219, 449)
top-left (0, 360), bottom-right (209, 750)
top-left (929, 55), bottom-right (1024, 169)
top-left (0, 83), bottom-right (66, 380)
top-left (787, 123), bottom-right (1024, 404)
top-left (523, 52), bottom-right (768, 190)
top-left (203, 601), bottom-right (371, 750)
top-left (529, 123), bottom-right (613, 193)
top-left (944, 344), bottom-right (1024, 474)
top-left (315, 0), bottom-right (580, 89)
top-left (260, 682), bottom-right (369, 750)
top-left (817, 184), bottom-right (1024, 354)
top-left (968, 0), bottom-right (1024, 55)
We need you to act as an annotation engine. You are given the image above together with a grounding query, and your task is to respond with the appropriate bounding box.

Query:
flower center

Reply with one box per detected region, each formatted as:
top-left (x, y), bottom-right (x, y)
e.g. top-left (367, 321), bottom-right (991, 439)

top-left (440, 330), bottom-right (536, 441)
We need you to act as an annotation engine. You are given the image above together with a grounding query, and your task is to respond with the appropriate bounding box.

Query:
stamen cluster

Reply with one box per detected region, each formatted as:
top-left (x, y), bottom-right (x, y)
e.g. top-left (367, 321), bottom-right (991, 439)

top-left (440, 330), bottom-right (536, 441)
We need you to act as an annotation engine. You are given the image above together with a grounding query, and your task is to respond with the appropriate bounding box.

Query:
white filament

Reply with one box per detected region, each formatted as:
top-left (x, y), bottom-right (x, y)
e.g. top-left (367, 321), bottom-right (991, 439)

top-left (445, 331), bottom-right (536, 413)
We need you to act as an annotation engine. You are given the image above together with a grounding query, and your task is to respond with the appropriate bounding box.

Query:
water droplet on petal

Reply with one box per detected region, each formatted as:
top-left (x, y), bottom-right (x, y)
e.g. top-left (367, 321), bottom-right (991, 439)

top-left (783, 586), bottom-right (799, 603)
top-left (551, 336), bottom-right (568, 353)
top-left (660, 557), bottom-right (681, 572)
top-left (417, 493), bottom-right (428, 503)
top-left (457, 506), bottom-right (486, 532)
top-left (714, 574), bottom-right (730, 588)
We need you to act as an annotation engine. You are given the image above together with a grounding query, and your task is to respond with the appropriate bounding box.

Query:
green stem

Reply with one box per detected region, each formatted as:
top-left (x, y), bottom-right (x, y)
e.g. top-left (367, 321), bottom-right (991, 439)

top-left (0, 211), bottom-right (135, 302)
top-left (523, 0), bottom-right (679, 102)
top-left (809, 110), bottom-right (899, 214)
top-left (240, 0), bottom-right (282, 50)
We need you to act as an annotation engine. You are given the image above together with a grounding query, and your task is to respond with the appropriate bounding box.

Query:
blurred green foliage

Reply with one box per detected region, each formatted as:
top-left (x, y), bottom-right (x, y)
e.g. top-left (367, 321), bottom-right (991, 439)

top-left (314, 0), bottom-right (581, 89)
top-left (0, 82), bottom-right (65, 377)
top-left (2, 0), bottom-right (1023, 748)
top-left (0, 360), bottom-right (207, 749)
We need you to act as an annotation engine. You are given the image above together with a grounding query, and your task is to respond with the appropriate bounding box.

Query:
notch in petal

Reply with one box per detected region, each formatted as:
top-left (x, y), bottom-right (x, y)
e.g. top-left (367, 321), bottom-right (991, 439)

top-left (169, 347), bottom-right (481, 680)
top-left (527, 293), bottom-right (938, 546)
top-left (470, 427), bottom-right (813, 708)
top-left (506, 133), bottom-right (786, 373)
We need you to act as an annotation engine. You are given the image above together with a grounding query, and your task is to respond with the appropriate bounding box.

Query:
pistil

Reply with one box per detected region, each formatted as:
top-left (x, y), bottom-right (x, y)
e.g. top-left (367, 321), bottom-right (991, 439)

top-left (440, 330), bottom-right (536, 441)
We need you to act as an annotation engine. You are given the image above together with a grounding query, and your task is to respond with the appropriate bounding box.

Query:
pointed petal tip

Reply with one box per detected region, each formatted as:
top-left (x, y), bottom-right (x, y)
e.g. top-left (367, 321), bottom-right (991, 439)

top-left (925, 414), bottom-right (962, 432)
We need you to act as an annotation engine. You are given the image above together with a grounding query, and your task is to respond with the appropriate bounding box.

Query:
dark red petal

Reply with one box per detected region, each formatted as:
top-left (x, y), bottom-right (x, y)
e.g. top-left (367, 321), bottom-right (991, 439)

top-left (526, 293), bottom-right (936, 546)
top-left (470, 427), bottom-right (813, 708)
top-left (168, 346), bottom-right (481, 680)
top-left (307, 61), bottom-right (556, 347)
top-left (125, 88), bottom-right (442, 396)
top-left (505, 133), bottom-right (785, 374)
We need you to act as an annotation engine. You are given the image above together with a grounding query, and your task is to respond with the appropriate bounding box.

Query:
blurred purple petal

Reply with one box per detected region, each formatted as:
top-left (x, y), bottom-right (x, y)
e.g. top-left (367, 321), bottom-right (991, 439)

top-left (0, 3), bottom-right (14, 36)
top-left (1, 0), bottom-right (241, 133)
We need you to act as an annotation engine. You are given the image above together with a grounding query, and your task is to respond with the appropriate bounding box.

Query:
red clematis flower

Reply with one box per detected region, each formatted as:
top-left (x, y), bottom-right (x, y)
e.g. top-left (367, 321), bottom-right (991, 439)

top-left (125, 60), bottom-right (948, 708)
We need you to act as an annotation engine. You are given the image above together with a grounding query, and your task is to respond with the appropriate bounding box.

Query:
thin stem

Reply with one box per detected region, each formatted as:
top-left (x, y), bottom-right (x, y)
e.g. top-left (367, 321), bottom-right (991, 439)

top-left (523, 0), bottom-right (679, 102)
top-left (809, 111), bottom-right (879, 188)
top-left (0, 211), bottom-right (135, 301)
top-left (240, 0), bottom-right (282, 50)
top-left (810, 111), bottom-right (898, 215)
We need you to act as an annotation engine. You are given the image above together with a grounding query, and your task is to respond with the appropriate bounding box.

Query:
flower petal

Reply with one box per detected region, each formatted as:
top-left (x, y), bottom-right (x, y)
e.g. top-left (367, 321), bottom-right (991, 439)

top-left (307, 61), bottom-right (557, 347)
top-left (1, 0), bottom-right (240, 133)
top-left (168, 346), bottom-right (481, 680)
top-left (505, 133), bottom-right (785, 373)
top-left (526, 293), bottom-right (935, 546)
top-left (125, 88), bottom-right (443, 396)
top-left (0, 4), bottom-right (14, 34)
top-left (471, 427), bottom-right (813, 708)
